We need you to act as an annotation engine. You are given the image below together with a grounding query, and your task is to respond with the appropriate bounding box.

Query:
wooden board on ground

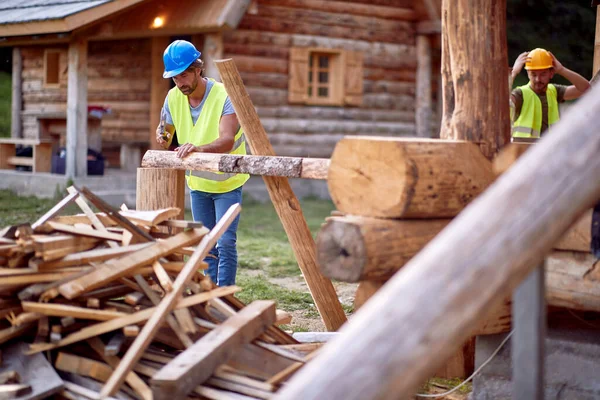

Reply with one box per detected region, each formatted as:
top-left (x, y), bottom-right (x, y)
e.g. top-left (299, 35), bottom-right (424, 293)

top-left (0, 342), bottom-right (63, 399)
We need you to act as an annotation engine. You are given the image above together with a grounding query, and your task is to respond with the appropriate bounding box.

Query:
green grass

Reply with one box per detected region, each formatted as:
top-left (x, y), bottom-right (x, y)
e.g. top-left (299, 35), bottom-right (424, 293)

top-left (235, 274), bottom-right (316, 312)
top-left (0, 71), bottom-right (11, 138)
top-left (0, 190), bottom-right (57, 226)
top-left (236, 195), bottom-right (335, 278)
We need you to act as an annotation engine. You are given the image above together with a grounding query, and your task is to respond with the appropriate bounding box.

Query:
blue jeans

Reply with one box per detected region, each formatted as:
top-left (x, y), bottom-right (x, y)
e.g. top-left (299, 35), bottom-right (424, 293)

top-left (190, 186), bottom-right (242, 286)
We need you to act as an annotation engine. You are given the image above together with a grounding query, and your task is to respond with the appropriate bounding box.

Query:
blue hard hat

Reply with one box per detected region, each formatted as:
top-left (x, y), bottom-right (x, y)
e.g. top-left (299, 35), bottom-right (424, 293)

top-left (162, 40), bottom-right (202, 78)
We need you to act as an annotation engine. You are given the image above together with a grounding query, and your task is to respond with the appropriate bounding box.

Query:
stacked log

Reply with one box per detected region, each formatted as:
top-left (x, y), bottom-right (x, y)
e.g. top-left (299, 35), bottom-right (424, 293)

top-left (0, 187), bottom-right (315, 399)
top-left (316, 136), bottom-right (600, 377)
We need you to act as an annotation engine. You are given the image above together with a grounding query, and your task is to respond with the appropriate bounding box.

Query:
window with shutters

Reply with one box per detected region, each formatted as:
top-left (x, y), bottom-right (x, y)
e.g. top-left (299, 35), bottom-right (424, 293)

top-left (288, 47), bottom-right (363, 107)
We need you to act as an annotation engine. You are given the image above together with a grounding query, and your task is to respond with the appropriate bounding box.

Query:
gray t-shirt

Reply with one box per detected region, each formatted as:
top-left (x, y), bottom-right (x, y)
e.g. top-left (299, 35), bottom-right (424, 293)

top-left (163, 79), bottom-right (235, 125)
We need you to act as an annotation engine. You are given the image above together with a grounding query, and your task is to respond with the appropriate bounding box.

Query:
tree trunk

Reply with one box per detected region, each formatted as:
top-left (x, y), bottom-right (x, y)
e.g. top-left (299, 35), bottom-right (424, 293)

top-left (439, 0), bottom-right (510, 159)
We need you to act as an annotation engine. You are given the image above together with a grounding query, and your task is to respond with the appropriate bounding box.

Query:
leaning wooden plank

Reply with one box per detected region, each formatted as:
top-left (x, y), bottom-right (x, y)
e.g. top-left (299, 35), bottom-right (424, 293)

top-left (101, 204), bottom-right (241, 397)
top-left (152, 300), bottom-right (276, 399)
top-left (22, 302), bottom-right (126, 321)
top-left (0, 342), bottom-right (63, 399)
top-left (273, 84), bottom-right (600, 400)
top-left (58, 228), bottom-right (208, 299)
top-left (40, 243), bottom-right (100, 262)
top-left (26, 286), bottom-right (240, 355)
top-left (215, 59), bottom-right (346, 332)
top-left (33, 243), bottom-right (151, 270)
top-left (31, 192), bottom-right (79, 230)
top-left (142, 150), bottom-right (330, 180)
top-left (76, 186), bottom-right (155, 242)
top-left (87, 338), bottom-right (152, 400)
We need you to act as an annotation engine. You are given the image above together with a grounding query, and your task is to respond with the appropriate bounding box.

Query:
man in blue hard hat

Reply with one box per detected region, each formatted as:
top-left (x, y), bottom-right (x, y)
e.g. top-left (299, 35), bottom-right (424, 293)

top-left (156, 40), bottom-right (248, 287)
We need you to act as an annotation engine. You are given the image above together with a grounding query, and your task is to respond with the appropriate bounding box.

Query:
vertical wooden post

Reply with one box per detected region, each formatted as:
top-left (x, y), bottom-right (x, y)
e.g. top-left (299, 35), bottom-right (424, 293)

top-left (439, 0), bottom-right (510, 159)
top-left (416, 35), bottom-right (432, 138)
top-left (150, 37), bottom-right (171, 151)
top-left (66, 38), bottom-right (88, 178)
top-left (215, 59), bottom-right (347, 332)
top-left (136, 168), bottom-right (185, 221)
top-left (11, 47), bottom-right (22, 139)
top-left (203, 33), bottom-right (224, 81)
top-left (594, 6), bottom-right (600, 76)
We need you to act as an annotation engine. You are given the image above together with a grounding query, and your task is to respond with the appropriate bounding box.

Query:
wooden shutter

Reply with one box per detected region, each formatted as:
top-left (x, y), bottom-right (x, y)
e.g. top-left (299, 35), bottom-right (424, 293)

top-left (344, 51), bottom-right (364, 107)
top-left (288, 47), bottom-right (309, 104)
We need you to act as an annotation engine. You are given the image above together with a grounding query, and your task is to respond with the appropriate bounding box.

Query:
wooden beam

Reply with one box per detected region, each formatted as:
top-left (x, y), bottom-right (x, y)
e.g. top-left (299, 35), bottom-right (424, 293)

top-left (10, 48), bottom-right (22, 139)
top-left (58, 228), bottom-right (207, 299)
top-left (22, 302), bottom-right (125, 321)
top-left (142, 150), bottom-right (330, 180)
top-left (150, 37), bottom-right (172, 151)
top-left (416, 35), bottom-right (432, 138)
top-left (100, 205), bottom-right (241, 397)
top-left (66, 38), bottom-right (88, 178)
top-left (33, 243), bottom-right (151, 270)
top-left (215, 59), bottom-right (346, 332)
top-left (273, 83), bottom-right (600, 399)
top-left (328, 137), bottom-right (495, 218)
top-left (151, 300), bottom-right (276, 399)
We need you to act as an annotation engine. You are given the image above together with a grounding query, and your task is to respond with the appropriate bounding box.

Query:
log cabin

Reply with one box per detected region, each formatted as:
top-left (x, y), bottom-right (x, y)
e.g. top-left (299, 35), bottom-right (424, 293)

top-left (0, 0), bottom-right (441, 177)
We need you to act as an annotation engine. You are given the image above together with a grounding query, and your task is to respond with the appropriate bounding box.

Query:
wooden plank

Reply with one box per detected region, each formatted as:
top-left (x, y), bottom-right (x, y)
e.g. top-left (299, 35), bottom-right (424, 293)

top-left (58, 227), bottom-right (208, 299)
top-left (22, 302), bottom-right (126, 321)
top-left (215, 59), bottom-right (346, 332)
top-left (0, 342), bottom-right (63, 400)
top-left (31, 192), bottom-right (79, 230)
top-left (141, 150), bottom-right (330, 180)
top-left (55, 353), bottom-right (113, 383)
top-left (27, 286), bottom-right (240, 355)
top-left (118, 208), bottom-right (181, 227)
top-left (100, 205), bottom-right (241, 397)
top-left (34, 242), bottom-right (151, 270)
top-left (274, 83), bottom-right (600, 399)
top-left (151, 300), bottom-right (276, 399)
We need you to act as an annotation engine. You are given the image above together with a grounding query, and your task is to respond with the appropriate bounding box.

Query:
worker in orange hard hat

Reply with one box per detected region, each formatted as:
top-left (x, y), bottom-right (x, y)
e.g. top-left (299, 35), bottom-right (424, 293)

top-left (509, 48), bottom-right (590, 140)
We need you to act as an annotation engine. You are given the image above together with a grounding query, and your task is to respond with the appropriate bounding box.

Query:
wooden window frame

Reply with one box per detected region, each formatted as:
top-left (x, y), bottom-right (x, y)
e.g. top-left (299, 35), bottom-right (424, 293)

top-left (43, 49), bottom-right (62, 88)
top-left (306, 48), bottom-right (345, 106)
top-left (288, 47), bottom-right (363, 107)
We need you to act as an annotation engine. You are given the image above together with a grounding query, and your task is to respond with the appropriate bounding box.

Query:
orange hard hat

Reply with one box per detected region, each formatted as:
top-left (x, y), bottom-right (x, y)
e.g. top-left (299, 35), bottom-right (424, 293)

top-left (525, 48), bottom-right (553, 70)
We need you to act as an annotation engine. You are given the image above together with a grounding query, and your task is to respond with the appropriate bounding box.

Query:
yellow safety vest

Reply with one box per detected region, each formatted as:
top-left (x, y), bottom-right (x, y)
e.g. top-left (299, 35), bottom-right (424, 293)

top-left (167, 79), bottom-right (249, 193)
top-left (512, 83), bottom-right (560, 139)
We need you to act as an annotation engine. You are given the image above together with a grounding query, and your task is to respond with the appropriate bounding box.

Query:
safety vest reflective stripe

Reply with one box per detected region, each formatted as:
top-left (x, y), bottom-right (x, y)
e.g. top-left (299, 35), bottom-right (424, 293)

top-left (511, 126), bottom-right (541, 138)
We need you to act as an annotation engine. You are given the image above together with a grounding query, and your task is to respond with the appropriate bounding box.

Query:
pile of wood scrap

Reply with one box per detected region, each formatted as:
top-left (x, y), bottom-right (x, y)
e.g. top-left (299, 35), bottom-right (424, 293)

top-left (0, 186), bottom-right (316, 399)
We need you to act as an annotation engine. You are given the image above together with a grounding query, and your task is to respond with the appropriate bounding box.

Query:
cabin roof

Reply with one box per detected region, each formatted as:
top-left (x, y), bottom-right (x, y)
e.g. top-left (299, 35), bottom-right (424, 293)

top-left (0, 0), bottom-right (113, 24)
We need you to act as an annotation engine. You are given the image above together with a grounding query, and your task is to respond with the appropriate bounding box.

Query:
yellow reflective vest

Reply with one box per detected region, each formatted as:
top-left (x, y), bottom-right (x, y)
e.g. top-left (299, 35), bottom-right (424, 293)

top-left (167, 79), bottom-right (249, 193)
top-left (512, 83), bottom-right (560, 139)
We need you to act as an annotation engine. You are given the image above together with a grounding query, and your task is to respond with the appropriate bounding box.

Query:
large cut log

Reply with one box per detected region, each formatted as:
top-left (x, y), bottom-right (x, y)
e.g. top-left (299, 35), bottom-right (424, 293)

top-left (439, 0), bottom-right (510, 159)
top-left (318, 213), bottom-right (594, 282)
top-left (273, 83), bottom-right (600, 400)
top-left (142, 150), bottom-right (330, 180)
top-left (327, 137), bottom-right (495, 218)
top-left (215, 59), bottom-right (347, 332)
top-left (317, 216), bottom-right (450, 282)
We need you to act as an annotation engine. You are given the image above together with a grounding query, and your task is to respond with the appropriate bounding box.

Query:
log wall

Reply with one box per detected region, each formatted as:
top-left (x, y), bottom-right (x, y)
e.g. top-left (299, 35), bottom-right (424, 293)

top-left (225, 0), bottom-right (432, 157)
top-left (20, 39), bottom-right (152, 146)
